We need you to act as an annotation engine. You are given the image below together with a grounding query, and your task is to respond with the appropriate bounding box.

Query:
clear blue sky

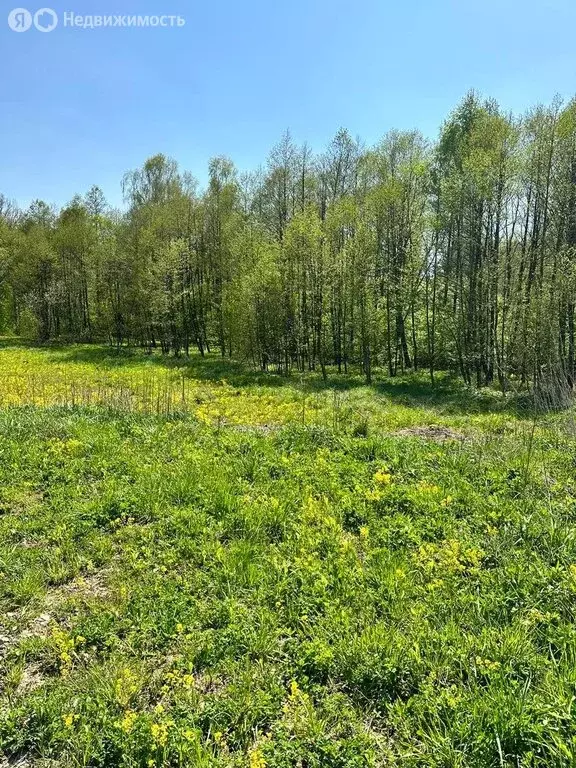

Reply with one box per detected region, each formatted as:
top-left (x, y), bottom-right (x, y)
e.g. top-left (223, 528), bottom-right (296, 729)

top-left (2, 0), bottom-right (575, 210)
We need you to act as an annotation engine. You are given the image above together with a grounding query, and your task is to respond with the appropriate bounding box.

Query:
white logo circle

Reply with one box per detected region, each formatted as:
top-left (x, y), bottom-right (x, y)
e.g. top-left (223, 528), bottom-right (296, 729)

top-left (34, 7), bottom-right (57, 31)
top-left (8, 8), bottom-right (32, 31)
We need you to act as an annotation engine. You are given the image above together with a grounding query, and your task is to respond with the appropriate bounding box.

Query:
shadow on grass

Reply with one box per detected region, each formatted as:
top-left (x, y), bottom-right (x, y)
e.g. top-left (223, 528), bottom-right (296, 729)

top-left (0, 339), bottom-right (538, 418)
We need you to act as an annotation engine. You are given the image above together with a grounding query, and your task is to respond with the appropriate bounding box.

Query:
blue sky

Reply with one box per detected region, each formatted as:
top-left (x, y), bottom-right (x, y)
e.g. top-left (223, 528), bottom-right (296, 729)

top-left (2, 0), bottom-right (575, 210)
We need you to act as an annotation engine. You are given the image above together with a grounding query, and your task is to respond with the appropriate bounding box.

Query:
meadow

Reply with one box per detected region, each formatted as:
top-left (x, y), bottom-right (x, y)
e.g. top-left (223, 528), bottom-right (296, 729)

top-left (0, 342), bottom-right (576, 767)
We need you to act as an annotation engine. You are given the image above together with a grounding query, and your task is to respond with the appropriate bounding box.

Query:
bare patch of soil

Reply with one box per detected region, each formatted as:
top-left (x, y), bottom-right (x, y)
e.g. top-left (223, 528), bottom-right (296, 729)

top-left (394, 425), bottom-right (467, 442)
top-left (46, 570), bottom-right (111, 606)
top-left (0, 570), bottom-right (112, 660)
top-left (15, 662), bottom-right (45, 695)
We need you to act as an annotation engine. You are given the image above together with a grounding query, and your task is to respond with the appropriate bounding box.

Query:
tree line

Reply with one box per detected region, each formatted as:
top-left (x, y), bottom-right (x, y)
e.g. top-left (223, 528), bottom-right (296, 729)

top-left (1, 92), bottom-right (576, 395)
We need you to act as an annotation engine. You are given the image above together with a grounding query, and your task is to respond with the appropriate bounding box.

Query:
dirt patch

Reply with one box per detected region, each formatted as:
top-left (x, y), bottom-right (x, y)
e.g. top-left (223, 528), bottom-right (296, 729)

top-left (16, 662), bottom-right (45, 695)
top-left (0, 755), bottom-right (35, 768)
top-left (0, 632), bottom-right (13, 657)
top-left (193, 671), bottom-right (226, 695)
top-left (19, 613), bottom-right (53, 642)
top-left (0, 612), bottom-right (53, 660)
top-left (0, 570), bottom-right (112, 660)
top-left (228, 423), bottom-right (282, 434)
top-left (394, 425), bottom-right (467, 442)
top-left (0, 756), bottom-right (57, 768)
top-left (46, 570), bottom-right (111, 607)
top-left (11, 537), bottom-right (44, 550)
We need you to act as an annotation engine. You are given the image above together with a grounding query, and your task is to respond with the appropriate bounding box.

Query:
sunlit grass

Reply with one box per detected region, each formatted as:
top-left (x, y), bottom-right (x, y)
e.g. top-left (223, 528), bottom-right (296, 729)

top-left (0, 341), bottom-right (541, 434)
top-left (0, 343), bottom-right (575, 766)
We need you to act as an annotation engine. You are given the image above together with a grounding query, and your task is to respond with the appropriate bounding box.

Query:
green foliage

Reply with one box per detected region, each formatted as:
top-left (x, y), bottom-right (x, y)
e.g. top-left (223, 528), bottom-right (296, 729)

top-left (1, 92), bottom-right (575, 396)
top-left (0, 345), bottom-right (576, 766)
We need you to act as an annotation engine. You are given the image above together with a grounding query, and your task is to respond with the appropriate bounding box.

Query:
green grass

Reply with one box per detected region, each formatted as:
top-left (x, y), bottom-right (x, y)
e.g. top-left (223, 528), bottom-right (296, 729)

top-left (1, 344), bottom-right (576, 766)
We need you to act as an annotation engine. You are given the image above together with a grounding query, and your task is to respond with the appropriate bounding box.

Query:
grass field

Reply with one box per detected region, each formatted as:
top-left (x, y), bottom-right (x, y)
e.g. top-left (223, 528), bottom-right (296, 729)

top-left (1, 342), bottom-right (576, 767)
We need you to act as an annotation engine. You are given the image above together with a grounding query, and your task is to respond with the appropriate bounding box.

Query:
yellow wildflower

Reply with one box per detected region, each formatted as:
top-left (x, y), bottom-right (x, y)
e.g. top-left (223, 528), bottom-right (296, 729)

top-left (249, 747), bottom-right (266, 768)
top-left (118, 710), bottom-right (138, 734)
top-left (182, 673), bottom-right (195, 689)
top-left (475, 656), bottom-right (501, 673)
top-left (115, 667), bottom-right (139, 708)
top-left (151, 722), bottom-right (169, 747)
top-left (374, 470), bottom-right (392, 485)
top-left (419, 482), bottom-right (440, 493)
top-left (485, 524), bottom-right (498, 536)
